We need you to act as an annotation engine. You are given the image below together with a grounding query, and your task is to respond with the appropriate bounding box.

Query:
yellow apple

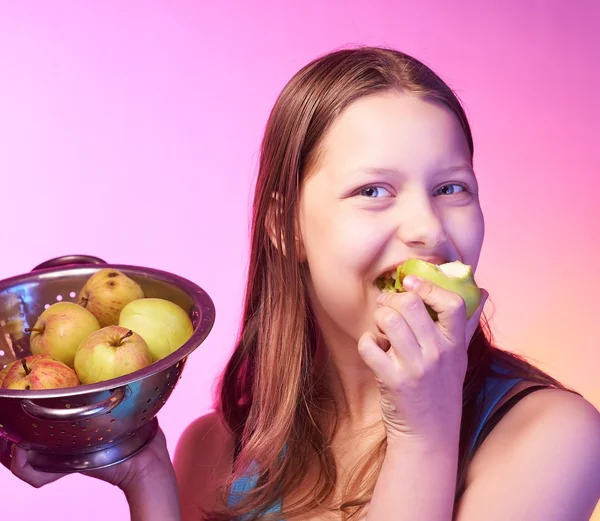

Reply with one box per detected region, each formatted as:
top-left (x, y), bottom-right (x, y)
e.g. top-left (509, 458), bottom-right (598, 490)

top-left (119, 298), bottom-right (193, 362)
top-left (77, 269), bottom-right (145, 327)
top-left (74, 326), bottom-right (152, 384)
top-left (1, 355), bottom-right (80, 390)
top-left (28, 302), bottom-right (101, 368)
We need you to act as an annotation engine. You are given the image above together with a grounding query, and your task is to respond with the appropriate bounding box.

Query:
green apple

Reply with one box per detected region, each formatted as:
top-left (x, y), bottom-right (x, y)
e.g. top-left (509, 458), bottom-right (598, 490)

top-left (378, 258), bottom-right (482, 320)
top-left (77, 269), bottom-right (145, 327)
top-left (118, 298), bottom-right (194, 362)
top-left (27, 302), bottom-right (101, 368)
top-left (1, 355), bottom-right (80, 390)
top-left (74, 326), bottom-right (152, 384)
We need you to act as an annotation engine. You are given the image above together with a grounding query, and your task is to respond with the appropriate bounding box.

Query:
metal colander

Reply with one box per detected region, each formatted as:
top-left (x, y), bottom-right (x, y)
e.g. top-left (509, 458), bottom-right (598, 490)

top-left (0, 255), bottom-right (215, 473)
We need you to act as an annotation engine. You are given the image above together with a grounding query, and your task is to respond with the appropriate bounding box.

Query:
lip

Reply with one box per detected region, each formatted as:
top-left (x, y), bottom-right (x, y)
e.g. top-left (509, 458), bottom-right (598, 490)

top-left (376, 255), bottom-right (449, 280)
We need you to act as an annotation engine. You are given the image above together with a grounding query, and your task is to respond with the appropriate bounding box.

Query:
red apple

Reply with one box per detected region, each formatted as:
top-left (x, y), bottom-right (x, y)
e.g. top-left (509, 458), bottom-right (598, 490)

top-left (27, 302), bottom-right (100, 368)
top-left (1, 355), bottom-right (80, 390)
top-left (74, 326), bottom-right (152, 384)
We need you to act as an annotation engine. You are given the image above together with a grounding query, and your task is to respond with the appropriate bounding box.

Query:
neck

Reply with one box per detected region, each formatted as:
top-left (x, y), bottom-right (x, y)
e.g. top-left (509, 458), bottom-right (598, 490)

top-left (314, 323), bottom-right (383, 431)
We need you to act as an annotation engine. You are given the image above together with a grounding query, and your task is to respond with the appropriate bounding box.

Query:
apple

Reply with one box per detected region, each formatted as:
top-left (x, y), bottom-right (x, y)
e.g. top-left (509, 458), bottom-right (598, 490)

top-left (119, 298), bottom-right (193, 362)
top-left (74, 326), bottom-right (152, 384)
top-left (27, 302), bottom-right (101, 368)
top-left (378, 259), bottom-right (482, 320)
top-left (77, 269), bottom-right (145, 327)
top-left (1, 355), bottom-right (80, 390)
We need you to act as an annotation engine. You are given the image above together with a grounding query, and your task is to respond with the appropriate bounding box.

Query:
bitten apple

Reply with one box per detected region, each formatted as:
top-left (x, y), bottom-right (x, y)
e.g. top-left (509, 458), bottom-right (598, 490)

top-left (377, 258), bottom-right (482, 320)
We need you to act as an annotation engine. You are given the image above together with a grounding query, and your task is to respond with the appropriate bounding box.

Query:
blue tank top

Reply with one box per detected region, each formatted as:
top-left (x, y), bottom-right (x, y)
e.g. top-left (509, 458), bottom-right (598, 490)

top-left (227, 363), bottom-right (524, 519)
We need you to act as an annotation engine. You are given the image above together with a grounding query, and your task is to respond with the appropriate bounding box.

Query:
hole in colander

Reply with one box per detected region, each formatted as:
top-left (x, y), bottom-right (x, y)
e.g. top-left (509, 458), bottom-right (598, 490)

top-left (69, 291), bottom-right (76, 298)
top-left (146, 399), bottom-right (151, 404)
top-left (0, 350), bottom-right (4, 357)
top-left (81, 427), bottom-right (87, 432)
top-left (60, 430), bottom-right (65, 434)
top-left (142, 409), bottom-right (147, 414)
top-left (65, 404), bottom-right (71, 409)
top-left (110, 419), bottom-right (115, 423)
top-left (97, 436), bottom-right (104, 441)
top-left (72, 434), bottom-right (76, 438)
top-left (86, 437), bottom-right (92, 441)
top-left (108, 439), bottom-right (113, 443)
top-left (56, 295), bottom-right (63, 301)
top-left (49, 425), bottom-right (54, 429)
top-left (34, 432), bottom-right (39, 436)
top-left (44, 304), bottom-right (50, 310)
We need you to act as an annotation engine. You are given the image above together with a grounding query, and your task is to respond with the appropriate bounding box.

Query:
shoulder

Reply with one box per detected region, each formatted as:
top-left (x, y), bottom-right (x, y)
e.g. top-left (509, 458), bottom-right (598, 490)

top-left (173, 411), bottom-right (236, 520)
top-left (457, 385), bottom-right (600, 520)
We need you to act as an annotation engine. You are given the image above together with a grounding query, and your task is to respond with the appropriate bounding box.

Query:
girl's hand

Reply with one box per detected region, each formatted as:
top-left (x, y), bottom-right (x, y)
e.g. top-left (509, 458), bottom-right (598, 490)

top-left (1, 422), bottom-right (175, 492)
top-left (358, 275), bottom-right (488, 446)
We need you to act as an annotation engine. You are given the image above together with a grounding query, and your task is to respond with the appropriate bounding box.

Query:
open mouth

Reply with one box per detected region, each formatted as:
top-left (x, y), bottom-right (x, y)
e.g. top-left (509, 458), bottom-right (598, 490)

top-left (375, 267), bottom-right (402, 293)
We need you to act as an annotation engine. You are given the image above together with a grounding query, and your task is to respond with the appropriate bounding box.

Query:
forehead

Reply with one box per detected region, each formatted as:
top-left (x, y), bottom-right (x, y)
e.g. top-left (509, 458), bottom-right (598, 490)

top-left (314, 91), bottom-right (472, 178)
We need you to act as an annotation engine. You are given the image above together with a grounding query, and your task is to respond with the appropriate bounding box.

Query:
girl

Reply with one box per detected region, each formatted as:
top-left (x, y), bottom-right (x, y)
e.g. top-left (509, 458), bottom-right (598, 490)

top-left (7, 46), bottom-right (600, 521)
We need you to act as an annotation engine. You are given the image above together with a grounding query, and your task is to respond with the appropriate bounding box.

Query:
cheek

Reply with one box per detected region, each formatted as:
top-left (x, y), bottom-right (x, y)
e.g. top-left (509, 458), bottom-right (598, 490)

top-left (447, 208), bottom-right (485, 268)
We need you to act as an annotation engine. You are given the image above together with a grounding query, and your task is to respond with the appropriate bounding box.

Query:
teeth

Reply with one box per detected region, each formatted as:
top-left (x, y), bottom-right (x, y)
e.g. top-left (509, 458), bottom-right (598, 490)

top-left (391, 271), bottom-right (397, 280)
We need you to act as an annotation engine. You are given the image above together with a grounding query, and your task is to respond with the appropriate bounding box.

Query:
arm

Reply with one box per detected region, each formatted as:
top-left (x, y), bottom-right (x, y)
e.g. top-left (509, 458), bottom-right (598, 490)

top-left (367, 389), bottom-right (600, 521)
top-left (123, 469), bottom-right (182, 521)
top-left (367, 434), bottom-right (459, 521)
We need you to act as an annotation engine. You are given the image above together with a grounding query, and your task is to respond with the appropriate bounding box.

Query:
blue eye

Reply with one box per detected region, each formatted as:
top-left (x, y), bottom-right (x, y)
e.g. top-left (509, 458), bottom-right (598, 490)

top-left (360, 185), bottom-right (392, 198)
top-left (436, 184), bottom-right (466, 195)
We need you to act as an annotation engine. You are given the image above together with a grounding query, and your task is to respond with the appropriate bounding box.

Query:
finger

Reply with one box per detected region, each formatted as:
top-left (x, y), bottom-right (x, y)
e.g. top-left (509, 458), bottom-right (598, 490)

top-left (402, 275), bottom-right (467, 342)
top-left (11, 446), bottom-right (66, 488)
top-left (373, 305), bottom-right (422, 365)
top-left (465, 288), bottom-right (489, 347)
top-left (377, 290), bottom-right (440, 352)
top-left (358, 331), bottom-right (397, 386)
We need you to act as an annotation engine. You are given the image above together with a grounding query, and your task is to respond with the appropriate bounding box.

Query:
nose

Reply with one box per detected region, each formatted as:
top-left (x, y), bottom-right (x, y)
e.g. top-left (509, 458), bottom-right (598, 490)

top-left (395, 189), bottom-right (447, 249)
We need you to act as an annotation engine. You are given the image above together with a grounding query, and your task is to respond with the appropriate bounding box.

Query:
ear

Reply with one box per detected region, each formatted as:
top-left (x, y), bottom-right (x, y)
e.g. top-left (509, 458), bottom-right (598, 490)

top-left (266, 192), bottom-right (306, 261)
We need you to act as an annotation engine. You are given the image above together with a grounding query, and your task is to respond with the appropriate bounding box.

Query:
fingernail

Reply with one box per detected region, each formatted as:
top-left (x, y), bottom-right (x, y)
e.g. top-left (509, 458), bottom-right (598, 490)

top-left (402, 275), bottom-right (420, 290)
top-left (377, 293), bottom-right (387, 305)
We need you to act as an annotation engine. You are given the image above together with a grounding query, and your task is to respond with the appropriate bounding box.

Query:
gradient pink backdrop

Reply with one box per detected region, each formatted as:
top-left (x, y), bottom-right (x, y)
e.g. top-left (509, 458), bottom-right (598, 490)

top-left (0, 1), bottom-right (598, 519)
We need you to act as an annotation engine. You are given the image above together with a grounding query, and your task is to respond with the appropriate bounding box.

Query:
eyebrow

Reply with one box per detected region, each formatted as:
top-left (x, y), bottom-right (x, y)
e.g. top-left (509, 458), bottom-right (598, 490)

top-left (352, 163), bottom-right (475, 177)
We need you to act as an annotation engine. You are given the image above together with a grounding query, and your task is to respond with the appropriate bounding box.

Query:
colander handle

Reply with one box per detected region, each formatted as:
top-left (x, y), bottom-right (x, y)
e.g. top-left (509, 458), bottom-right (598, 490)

top-left (20, 386), bottom-right (127, 421)
top-left (32, 255), bottom-right (107, 272)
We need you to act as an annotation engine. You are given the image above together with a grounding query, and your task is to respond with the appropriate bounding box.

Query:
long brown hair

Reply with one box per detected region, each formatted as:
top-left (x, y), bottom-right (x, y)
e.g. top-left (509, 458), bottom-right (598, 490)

top-left (205, 46), bottom-right (571, 521)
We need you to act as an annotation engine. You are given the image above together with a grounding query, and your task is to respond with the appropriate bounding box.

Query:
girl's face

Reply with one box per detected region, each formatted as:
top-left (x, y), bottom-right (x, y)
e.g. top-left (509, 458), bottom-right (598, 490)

top-left (297, 91), bottom-right (484, 347)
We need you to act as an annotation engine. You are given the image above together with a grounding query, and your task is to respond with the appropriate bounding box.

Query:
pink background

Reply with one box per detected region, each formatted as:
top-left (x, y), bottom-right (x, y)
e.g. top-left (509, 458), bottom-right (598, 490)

top-left (0, 1), bottom-right (598, 518)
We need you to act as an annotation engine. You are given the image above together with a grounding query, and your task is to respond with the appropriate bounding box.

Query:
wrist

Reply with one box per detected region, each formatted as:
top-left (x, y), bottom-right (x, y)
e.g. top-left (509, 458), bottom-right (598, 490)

top-left (119, 462), bottom-right (177, 494)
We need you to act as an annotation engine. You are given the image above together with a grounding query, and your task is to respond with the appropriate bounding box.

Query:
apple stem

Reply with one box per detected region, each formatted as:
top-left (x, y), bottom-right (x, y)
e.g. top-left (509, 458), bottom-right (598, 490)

top-left (21, 358), bottom-right (31, 376)
top-left (24, 327), bottom-right (43, 334)
top-left (117, 330), bottom-right (134, 346)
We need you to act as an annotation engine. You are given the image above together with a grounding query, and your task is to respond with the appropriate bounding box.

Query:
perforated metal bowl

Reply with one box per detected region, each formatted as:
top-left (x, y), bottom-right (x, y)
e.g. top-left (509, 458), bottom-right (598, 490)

top-left (0, 255), bottom-right (215, 473)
